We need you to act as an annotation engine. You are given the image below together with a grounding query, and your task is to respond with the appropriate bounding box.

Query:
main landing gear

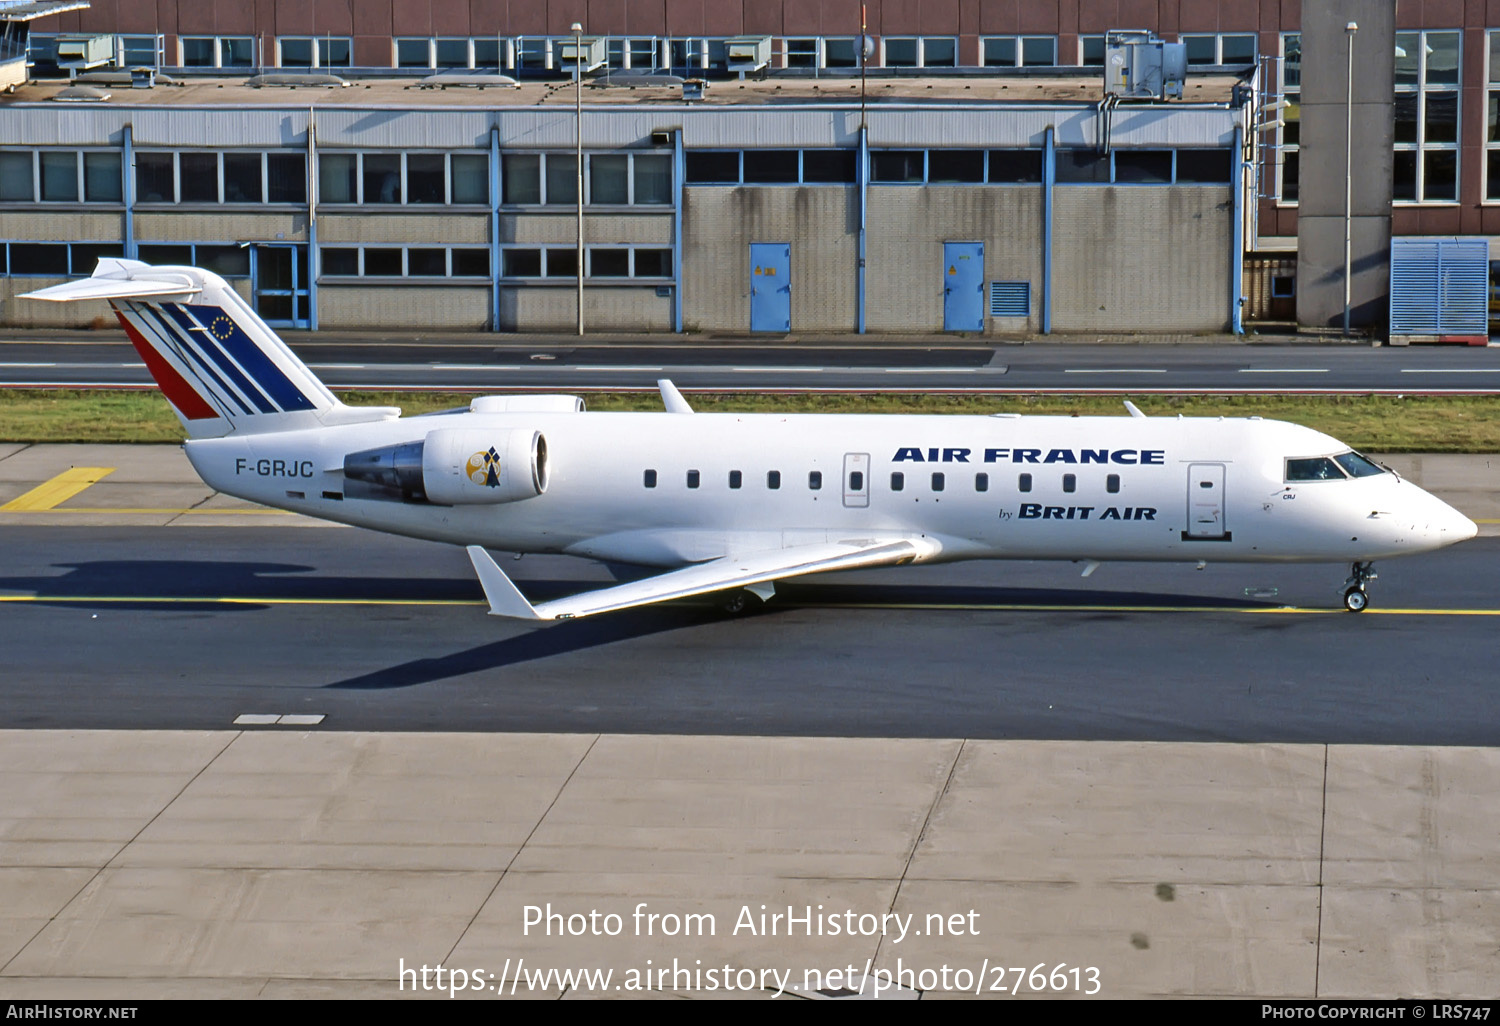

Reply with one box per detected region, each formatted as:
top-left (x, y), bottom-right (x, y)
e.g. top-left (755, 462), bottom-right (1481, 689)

top-left (1341, 561), bottom-right (1378, 613)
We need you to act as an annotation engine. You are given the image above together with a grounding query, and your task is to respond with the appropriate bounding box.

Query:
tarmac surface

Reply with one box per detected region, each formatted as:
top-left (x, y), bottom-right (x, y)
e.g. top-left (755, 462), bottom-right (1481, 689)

top-left (5, 330), bottom-right (1500, 393)
top-left (0, 443), bottom-right (1497, 998)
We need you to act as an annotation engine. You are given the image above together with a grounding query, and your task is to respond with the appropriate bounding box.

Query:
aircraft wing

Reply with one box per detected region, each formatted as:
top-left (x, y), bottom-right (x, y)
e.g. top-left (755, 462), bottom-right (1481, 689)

top-left (466, 537), bottom-right (931, 621)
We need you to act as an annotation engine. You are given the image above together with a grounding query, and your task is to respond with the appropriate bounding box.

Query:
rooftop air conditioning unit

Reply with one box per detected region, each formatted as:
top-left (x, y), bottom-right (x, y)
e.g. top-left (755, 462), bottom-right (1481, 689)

top-left (726, 36), bottom-right (771, 73)
top-left (55, 34), bottom-right (114, 75)
top-left (1104, 30), bottom-right (1186, 100)
top-left (557, 37), bottom-right (605, 74)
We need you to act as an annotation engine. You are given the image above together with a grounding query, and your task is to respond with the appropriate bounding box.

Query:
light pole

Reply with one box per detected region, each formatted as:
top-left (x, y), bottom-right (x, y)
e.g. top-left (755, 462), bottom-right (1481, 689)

top-left (573, 22), bottom-right (584, 336)
top-left (1343, 20), bottom-right (1357, 336)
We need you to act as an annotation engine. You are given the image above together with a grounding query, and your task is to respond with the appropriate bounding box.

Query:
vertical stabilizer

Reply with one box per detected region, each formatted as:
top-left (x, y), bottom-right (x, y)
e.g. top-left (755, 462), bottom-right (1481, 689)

top-left (22, 260), bottom-right (377, 438)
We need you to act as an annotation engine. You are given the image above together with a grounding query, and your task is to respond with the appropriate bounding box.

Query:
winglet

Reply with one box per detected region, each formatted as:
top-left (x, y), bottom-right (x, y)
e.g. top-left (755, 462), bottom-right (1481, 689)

top-left (658, 379), bottom-right (694, 414)
top-left (466, 545), bottom-right (545, 620)
top-left (1123, 400), bottom-right (1146, 419)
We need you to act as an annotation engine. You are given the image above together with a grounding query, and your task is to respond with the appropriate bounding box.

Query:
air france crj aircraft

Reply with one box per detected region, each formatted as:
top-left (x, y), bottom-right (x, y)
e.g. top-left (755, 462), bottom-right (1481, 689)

top-left (26, 260), bottom-right (1478, 618)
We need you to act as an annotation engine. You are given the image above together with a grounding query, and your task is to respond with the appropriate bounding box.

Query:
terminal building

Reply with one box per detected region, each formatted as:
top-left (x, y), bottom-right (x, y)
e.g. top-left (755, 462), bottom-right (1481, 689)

top-left (0, 1), bottom-right (1486, 338)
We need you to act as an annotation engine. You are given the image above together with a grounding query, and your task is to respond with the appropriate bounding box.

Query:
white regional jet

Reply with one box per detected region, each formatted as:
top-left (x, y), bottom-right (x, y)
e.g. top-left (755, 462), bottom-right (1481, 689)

top-left (26, 260), bottom-right (1478, 618)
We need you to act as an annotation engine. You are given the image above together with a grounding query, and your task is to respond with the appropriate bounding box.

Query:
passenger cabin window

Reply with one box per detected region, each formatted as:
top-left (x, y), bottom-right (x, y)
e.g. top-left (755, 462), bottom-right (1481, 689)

top-left (729, 470), bottom-right (742, 489)
top-left (849, 471), bottom-right (864, 491)
top-left (687, 469), bottom-right (700, 488)
top-left (1019, 473), bottom-right (1032, 492)
top-left (1286, 457), bottom-right (1346, 482)
top-left (1334, 451), bottom-right (1387, 478)
top-left (767, 470), bottom-right (781, 489)
top-left (809, 471), bottom-right (822, 490)
top-left (975, 473), bottom-right (989, 492)
top-left (1062, 473), bottom-right (1076, 493)
top-left (931, 472), bottom-right (945, 492)
top-left (643, 469), bottom-right (657, 488)
top-left (1107, 473), bottom-right (1120, 493)
top-left (891, 471), bottom-right (905, 491)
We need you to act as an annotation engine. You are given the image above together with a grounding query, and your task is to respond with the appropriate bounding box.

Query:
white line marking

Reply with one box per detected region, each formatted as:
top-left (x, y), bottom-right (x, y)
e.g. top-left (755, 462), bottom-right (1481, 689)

top-left (277, 714), bottom-right (326, 726)
top-left (574, 365), bottom-right (665, 371)
top-left (309, 363), bottom-right (369, 370)
top-left (1061, 368), bottom-right (1167, 374)
top-left (1238, 368), bottom-right (1329, 373)
top-left (0, 362), bottom-right (58, 368)
top-left (883, 367), bottom-right (978, 374)
top-left (1399, 368), bottom-right (1500, 373)
top-left (430, 364), bottom-right (500, 371)
top-left (233, 714), bottom-right (280, 725)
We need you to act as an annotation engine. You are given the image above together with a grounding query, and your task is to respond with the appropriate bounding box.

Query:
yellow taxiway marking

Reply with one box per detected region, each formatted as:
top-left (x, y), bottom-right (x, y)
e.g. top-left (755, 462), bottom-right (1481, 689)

top-left (27, 507), bottom-right (295, 515)
top-left (0, 596), bottom-right (1496, 616)
top-left (0, 467), bottom-right (115, 512)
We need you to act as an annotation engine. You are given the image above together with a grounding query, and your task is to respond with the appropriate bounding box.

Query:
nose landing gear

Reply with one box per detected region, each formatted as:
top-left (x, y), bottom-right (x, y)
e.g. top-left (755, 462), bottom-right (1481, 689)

top-left (1341, 561), bottom-right (1377, 612)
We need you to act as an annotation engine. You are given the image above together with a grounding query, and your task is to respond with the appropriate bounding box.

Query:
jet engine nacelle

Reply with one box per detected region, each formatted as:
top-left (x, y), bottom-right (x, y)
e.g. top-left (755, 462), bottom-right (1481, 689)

top-left (343, 428), bottom-right (548, 505)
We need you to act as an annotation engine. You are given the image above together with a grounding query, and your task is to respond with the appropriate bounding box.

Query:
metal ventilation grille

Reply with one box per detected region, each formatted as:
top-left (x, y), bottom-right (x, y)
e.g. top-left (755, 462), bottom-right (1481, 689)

top-left (1390, 238), bottom-right (1488, 335)
top-left (989, 281), bottom-right (1031, 317)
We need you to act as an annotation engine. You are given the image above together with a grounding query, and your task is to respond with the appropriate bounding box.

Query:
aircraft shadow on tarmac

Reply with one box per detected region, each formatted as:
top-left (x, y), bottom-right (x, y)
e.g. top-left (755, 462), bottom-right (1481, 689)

top-left (322, 581), bottom-right (1274, 691)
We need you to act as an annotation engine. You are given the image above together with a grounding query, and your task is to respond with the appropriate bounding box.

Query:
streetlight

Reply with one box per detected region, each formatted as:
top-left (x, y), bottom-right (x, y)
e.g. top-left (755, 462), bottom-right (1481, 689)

top-left (572, 22), bottom-right (584, 336)
top-left (1343, 20), bottom-right (1357, 336)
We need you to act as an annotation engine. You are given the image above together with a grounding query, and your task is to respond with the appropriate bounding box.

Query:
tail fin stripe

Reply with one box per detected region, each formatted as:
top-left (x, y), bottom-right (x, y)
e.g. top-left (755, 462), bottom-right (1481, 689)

top-left (158, 304), bottom-right (283, 414)
top-left (113, 309), bottom-right (221, 421)
top-left (135, 303), bottom-right (262, 416)
top-left (175, 304), bottom-right (318, 413)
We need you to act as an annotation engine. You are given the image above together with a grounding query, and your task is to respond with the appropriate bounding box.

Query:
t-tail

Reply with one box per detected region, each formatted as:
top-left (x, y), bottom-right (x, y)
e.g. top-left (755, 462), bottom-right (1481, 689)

top-left (22, 259), bottom-right (397, 438)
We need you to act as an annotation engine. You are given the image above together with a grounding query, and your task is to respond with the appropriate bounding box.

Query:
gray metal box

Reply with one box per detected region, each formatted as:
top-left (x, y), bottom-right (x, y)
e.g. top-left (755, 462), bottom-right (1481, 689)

top-left (726, 36), bottom-right (771, 73)
top-left (1105, 31), bottom-right (1186, 100)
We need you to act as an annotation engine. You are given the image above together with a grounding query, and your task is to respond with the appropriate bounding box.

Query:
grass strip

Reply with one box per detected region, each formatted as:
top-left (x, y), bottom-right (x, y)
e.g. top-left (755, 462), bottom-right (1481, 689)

top-left (1, 389), bottom-right (1497, 452)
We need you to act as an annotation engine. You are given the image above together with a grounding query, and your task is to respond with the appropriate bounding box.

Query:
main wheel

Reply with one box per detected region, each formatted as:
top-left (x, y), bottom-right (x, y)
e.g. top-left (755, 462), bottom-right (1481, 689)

top-left (720, 590), bottom-right (750, 614)
top-left (1342, 587), bottom-right (1368, 613)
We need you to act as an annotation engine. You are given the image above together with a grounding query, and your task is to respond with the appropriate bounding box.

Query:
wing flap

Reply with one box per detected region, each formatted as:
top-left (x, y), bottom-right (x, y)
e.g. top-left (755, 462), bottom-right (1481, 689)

top-left (467, 537), bottom-right (931, 622)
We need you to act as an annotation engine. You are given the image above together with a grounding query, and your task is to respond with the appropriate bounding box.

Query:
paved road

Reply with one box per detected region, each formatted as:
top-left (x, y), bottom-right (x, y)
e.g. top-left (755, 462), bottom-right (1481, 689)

top-left (2, 526), bottom-right (1495, 741)
top-left (5, 335), bottom-right (1500, 392)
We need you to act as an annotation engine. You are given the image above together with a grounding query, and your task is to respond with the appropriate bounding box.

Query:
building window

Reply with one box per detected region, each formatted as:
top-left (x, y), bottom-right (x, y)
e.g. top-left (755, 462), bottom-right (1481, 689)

top-left (503, 153), bottom-right (670, 206)
top-left (1395, 30), bottom-right (1460, 203)
top-left (133, 151), bottom-right (306, 205)
top-left (318, 152), bottom-right (485, 206)
top-left (498, 246), bottom-right (670, 280)
top-left (0, 151), bottom-right (125, 204)
top-left (318, 246), bottom-right (491, 279)
top-left (981, 36), bottom-right (1057, 67)
top-left (1276, 33), bottom-right (1300, 203)
top-left (278, 37), bottom-right (352, 68)
top-left (1079, 35), bottom-right (1105, 66)
top-left (0, 241), bottom-right (129, 277)
top-left (1484, 32), bottom-right (1500, 201)
top-left (882, 37), bottom-right (957, 68)
top-left (180, 36), bottom-right (254, 68)
top-left (133, 243), bottom-right (249, 277)
top-left (1180, 33), bottom-right (1257, 66)
top-left (684, 150), bottom-right (856, 185)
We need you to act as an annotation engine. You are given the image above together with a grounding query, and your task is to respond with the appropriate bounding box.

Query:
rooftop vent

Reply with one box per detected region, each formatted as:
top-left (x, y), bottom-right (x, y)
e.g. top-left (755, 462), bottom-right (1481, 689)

top-left (246, 73), bottom-right (349, 89)
top-left (50, 85), bottom-right (110, 102)
top-left (416, 71), bottom-right (519, 89)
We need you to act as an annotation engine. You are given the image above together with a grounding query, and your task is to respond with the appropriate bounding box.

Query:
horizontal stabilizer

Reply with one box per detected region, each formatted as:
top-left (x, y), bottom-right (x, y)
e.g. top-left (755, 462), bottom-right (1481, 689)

top-left (466, 537), bottom-right (931, 622)
top-left (21, 274), bottom-right (200, 303)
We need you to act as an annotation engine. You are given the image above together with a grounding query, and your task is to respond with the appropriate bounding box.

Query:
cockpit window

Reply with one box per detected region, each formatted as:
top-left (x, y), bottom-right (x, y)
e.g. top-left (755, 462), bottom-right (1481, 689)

top-left (1285, 457), bottom-right (1347, 482)
top-left (1333, 451), bottom-right (1387, 478)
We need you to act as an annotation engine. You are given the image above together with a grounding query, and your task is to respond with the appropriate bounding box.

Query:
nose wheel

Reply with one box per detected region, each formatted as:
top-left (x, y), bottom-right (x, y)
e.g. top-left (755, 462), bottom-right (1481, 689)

top-left (1340, 561), bottom-right (1377, 613)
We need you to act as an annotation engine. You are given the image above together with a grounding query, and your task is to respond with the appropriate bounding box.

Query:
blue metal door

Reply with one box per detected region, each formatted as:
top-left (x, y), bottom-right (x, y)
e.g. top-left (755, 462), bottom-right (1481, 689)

top-left (750, 243), bottom-right (791, 332)
top-left (943, 242), bottom-right (984, 331)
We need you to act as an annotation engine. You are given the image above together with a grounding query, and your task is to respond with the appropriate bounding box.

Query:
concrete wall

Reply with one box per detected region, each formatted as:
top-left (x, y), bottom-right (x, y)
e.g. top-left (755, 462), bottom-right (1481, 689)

top-left (1052, 186), bottom-right (1233, 333)
top-left (135, 212), bottom-right (308, 243)
top-left (865, 186), bottom-right (1044, 334)
top-left (0, 212), bottom-right (124, 244)
top-left (317, 213), bottom-right (482, 245)
top-left (681, 186), bottom-right (856, 334)
top-left (502, 213), bottom-right (672, 246)
top-left (1295, 0), bottom-right (1394, 330)
top-left (317, 284), bottom-right (490, 329)
top-left (500, 285), bottom-right (672, 332)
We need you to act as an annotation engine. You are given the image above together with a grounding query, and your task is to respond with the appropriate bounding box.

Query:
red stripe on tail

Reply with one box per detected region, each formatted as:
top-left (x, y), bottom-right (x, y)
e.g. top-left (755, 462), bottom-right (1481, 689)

top-left (114, 309), bottom-right (220, 421)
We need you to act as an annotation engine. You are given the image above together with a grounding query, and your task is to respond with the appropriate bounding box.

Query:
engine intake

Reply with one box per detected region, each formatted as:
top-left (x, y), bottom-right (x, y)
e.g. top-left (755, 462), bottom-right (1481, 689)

top-left (344, 428), bottom-right (548, 505)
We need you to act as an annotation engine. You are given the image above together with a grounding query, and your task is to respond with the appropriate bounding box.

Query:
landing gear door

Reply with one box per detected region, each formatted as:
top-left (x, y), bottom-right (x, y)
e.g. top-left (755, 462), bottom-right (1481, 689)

top-left (843, 452), bottom-right (870, 508)
top-left (1186, 463), bottom-right (1229, 540)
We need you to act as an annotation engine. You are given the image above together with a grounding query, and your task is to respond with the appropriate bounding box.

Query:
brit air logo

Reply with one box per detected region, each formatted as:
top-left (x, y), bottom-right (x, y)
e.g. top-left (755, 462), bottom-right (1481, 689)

top-left (468, 448), bottom-right (503, 487)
